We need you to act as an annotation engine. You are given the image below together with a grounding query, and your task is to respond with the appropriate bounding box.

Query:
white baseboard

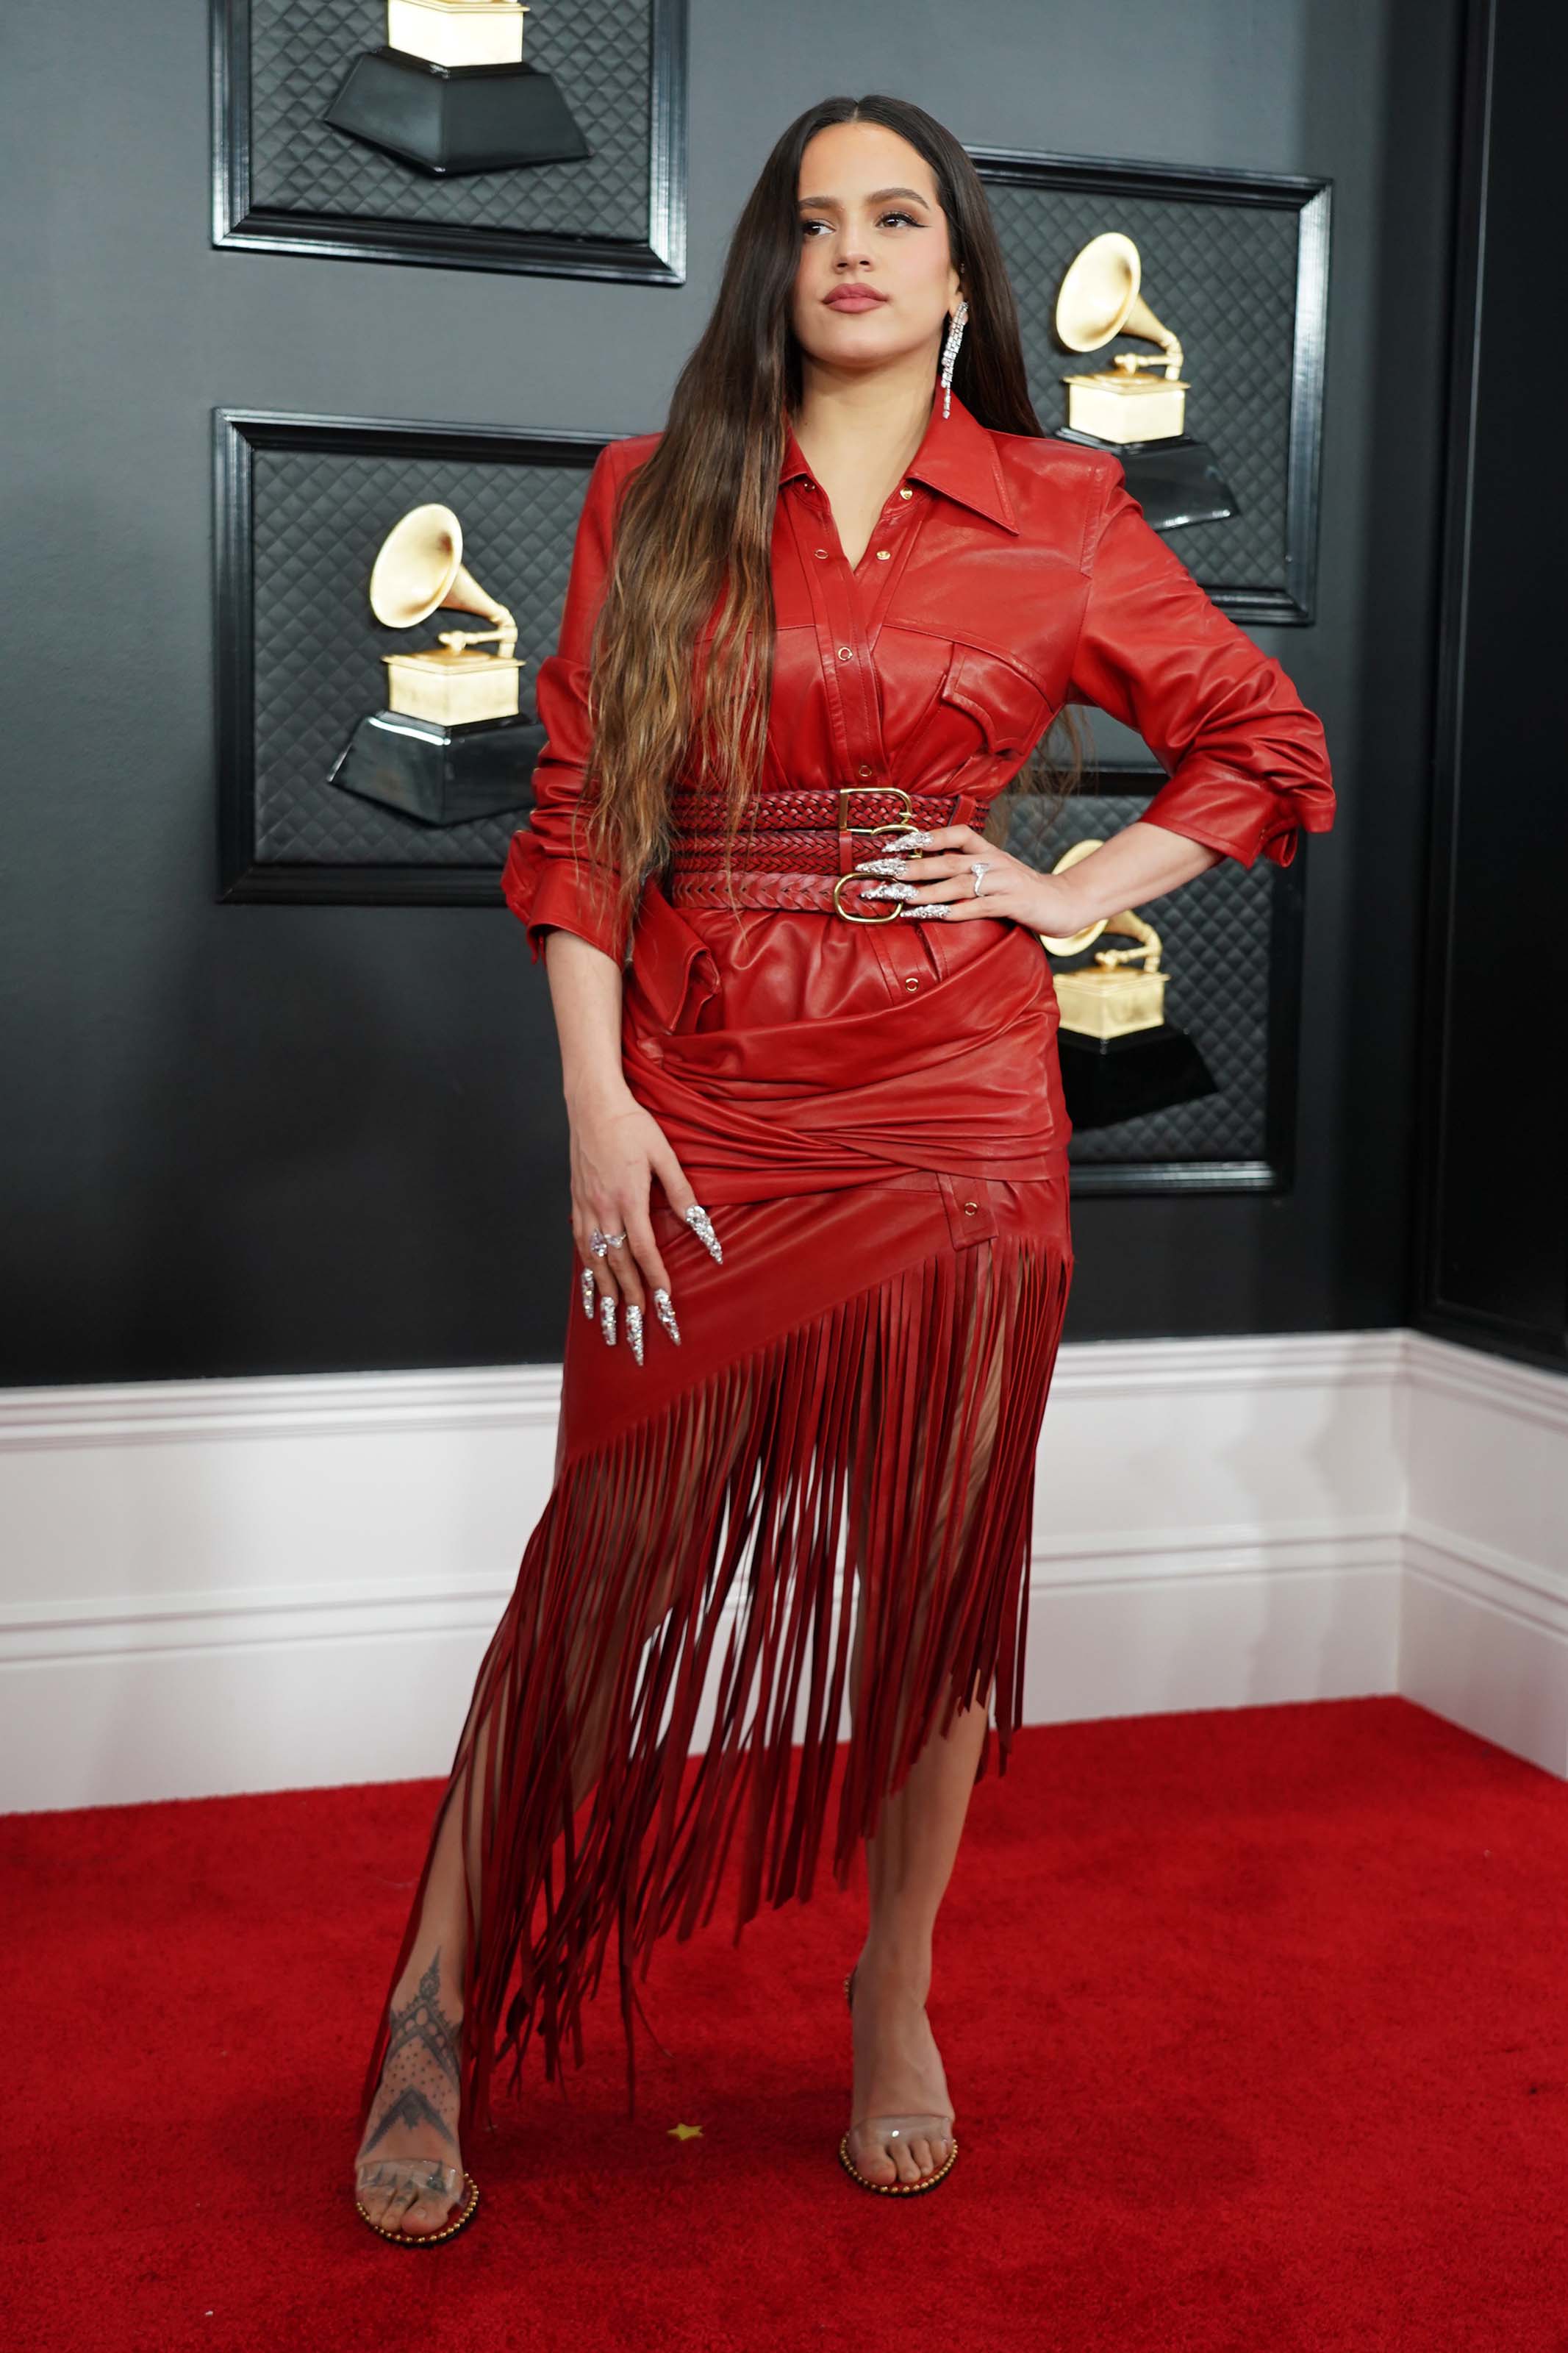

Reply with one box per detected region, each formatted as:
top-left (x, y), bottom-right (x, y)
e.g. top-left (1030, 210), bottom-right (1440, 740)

top-left (1, 1329), bottom-right (1561, 1810)
top-left (1397, 1334), bottom-right (1568, 1777)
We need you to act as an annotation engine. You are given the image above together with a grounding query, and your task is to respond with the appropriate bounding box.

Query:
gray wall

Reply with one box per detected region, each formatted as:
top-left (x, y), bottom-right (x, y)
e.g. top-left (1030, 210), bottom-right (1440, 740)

top-left (1, 0), bottom-right (1462, 1384)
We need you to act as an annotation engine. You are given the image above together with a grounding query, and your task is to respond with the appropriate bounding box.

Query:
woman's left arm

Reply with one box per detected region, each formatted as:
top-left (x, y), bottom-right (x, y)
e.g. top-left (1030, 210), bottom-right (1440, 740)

top-left (867, 465), bottom-right (1336, 933)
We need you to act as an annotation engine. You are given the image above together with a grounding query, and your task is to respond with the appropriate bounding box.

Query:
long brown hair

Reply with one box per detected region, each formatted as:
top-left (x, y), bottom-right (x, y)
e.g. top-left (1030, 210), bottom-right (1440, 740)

top-left (576, 92), bottom-right (1089, 938)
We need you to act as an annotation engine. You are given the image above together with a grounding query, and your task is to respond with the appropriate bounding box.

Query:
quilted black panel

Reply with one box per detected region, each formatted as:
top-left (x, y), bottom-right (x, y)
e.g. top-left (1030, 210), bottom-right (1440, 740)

top-left (246, 0), bottom-right (650, 239)
top-left (985, 175), bottom-right (1301, 595)
top-left (251, 444), bottom-right (593, 866)
top-left (1008, 790), bottom-right (1277, 1165)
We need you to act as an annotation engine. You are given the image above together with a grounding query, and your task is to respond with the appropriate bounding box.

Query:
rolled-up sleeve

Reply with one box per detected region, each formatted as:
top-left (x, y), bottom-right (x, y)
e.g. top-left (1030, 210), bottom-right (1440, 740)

top-left (1066, 467), bottom-right (1336, 870)
top-left (500, 442), bottom-right (630, 963)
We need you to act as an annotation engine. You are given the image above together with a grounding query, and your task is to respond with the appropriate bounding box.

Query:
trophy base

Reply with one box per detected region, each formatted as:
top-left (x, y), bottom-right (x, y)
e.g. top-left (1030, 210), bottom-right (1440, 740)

top-left (323, 49), bottom-right (590, 176)
top-left (1058, 1021), bottom-right (1219, 1132)
top-left (328, 709), bottom-right (545, 826)
top-left (1050, 428), bottom-right (1241, 532)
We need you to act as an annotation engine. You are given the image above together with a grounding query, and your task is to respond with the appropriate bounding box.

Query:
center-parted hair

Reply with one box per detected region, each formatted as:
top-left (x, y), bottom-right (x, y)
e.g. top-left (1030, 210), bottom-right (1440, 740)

top-left (577, 92), bottom-right (1088, 938)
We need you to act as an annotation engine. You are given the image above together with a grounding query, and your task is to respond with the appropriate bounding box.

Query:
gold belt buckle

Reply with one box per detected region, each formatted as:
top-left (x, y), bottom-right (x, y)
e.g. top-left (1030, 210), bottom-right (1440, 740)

top-left (832, 785), bottom-right (922, 923)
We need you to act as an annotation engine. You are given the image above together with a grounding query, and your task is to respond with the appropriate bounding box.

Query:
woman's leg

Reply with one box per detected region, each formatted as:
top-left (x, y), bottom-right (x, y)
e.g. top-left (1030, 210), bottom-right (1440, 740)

top-left (356, 1649), bottom-right (652, 2229)
top-left (844, 1607), bottom-right (992, 2186)
top-left (843, 1236), bottom-right (1012, 2187)
top-left (354, 1413), bottom-right (719, 2236)
top-left (353, 1790), bottom-right (472, 2233)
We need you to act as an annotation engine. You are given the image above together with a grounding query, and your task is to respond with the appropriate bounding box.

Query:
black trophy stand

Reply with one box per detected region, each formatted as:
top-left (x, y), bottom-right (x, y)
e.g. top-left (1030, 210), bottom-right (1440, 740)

top-left (1057, 1022), bottom-right (1220, 1132)
top-left (327, 710), bottom-right (545, 827)
top-left (324, 49), bottom-right (590, 176)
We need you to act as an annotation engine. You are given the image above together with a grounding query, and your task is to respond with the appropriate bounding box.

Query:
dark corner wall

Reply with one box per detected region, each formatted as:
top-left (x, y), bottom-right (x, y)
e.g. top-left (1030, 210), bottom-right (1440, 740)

top-left (1411, 0), bottom-right (1567, 1378)
top-left (4, 0), bottom-right (1469, 1388)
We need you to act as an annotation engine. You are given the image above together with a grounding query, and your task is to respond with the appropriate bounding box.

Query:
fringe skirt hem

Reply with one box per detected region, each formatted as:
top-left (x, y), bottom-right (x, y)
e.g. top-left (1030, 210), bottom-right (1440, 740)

top-left (359, 1207), bottom-right (1073, 2143)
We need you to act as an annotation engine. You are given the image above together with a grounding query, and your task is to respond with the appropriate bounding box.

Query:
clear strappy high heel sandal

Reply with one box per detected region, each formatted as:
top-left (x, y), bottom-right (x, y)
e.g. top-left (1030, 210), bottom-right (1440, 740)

top-left (838, 1964), bottom-right (959, 2196)
top-left (354, 2155), bottom-right (480, 2246)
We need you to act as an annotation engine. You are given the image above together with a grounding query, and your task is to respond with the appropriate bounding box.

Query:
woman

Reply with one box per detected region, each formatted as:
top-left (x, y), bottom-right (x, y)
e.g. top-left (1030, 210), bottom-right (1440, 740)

top-left (352, 93), bottom-right (1335, 2242)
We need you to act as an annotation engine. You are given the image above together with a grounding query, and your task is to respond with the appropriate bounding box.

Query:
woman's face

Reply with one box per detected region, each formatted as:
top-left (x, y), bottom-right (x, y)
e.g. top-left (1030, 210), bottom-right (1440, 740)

top-left (791, 121), bottom-right (962, 381)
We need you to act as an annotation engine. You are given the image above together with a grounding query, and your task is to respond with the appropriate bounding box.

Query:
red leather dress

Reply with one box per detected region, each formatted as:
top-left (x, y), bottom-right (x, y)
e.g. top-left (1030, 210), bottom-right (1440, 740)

top-left (362, 390), bottom-right (1335, 2142)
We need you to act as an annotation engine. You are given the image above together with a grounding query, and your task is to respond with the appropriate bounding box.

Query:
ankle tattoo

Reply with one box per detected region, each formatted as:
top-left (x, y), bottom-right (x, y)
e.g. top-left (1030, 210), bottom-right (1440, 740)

top-left (361, 1949), bottom-right (463, 2157)
top-left (386, 1951), bottom-right (462, 2086)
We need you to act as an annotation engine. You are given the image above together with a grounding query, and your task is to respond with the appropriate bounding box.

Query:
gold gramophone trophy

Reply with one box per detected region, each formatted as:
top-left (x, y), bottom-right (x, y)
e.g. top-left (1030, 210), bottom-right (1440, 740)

top-left (1039, 839), bottom-right (1218, 1129)
top-left (1053, 232), bottom-right (1239, 532)
top-left (326, 503), bottom-right (545, 826)
top-left (325, 0), bottom-right (590, 176)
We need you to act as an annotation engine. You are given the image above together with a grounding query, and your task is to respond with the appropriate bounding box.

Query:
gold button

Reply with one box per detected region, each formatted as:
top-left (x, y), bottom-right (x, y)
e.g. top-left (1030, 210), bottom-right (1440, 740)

top-left (903, 975), bottom-right (920, 993)
top-left (837, 646), bottom-right (853, 660)
top-left (899, 486), bottom-right (913, 499)
top-left (876, 548), bottom-right (891, 560)
top-left (815, 548), bottom-right (828, 559)
top-left (963, 1201), bottom-right (978, 1215)
top-left (856, 762), bottom-right (873, 778)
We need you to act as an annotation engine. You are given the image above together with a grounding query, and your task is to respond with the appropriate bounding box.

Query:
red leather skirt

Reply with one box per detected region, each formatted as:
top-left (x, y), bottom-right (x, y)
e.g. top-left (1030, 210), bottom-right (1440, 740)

top-left (362, 865), bottom-right (1075, 2144)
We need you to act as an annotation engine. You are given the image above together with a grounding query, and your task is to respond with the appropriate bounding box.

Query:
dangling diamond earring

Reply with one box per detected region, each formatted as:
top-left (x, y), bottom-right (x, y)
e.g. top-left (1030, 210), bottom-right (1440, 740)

top-left (939, 295), bottom-right (969, 418)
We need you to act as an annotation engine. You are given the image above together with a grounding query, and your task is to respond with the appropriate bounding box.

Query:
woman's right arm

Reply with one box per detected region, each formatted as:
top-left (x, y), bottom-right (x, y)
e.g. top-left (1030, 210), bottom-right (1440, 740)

top-left (543, 928), bottom-right (698, 1345)
top-left (501, 442), bottom-right (707, 1352)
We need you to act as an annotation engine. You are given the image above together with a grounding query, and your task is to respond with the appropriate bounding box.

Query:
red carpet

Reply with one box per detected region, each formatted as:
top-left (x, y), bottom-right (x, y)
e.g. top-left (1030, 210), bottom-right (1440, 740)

top-left (9, 1696), bottom-right (1568, 2353)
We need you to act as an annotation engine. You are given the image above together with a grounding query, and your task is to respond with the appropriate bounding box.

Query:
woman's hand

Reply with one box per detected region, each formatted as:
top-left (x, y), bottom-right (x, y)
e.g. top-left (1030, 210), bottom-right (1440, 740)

top-left (851, 819), bottom-right (1222, 931)
top-left (566, 1078), bottom-right (717, 1363)
top-left (850, 824), bottom-right (1085, 932)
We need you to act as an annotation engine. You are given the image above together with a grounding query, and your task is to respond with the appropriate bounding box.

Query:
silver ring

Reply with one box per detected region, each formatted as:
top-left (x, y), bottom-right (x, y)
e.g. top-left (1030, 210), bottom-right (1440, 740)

top-left (590, 1228), bottom-right (627, 1257)
top-left (970, 859), bottom-right (992, 897)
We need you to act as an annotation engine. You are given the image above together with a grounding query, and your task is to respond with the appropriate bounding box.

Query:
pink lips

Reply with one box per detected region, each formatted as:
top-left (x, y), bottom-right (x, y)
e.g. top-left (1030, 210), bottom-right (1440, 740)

top-left (825, 290), bottom-right (887, 311)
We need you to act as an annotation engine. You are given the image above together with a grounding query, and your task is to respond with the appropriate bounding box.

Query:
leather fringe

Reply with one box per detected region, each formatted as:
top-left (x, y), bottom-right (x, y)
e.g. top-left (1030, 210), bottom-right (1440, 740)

top-left (359, 1229), bottom-right (1072, 2144)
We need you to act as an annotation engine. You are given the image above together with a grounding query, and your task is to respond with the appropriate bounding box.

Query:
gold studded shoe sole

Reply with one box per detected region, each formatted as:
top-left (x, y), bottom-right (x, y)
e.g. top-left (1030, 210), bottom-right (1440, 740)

top-left (354, 2169), bottom-right (480, 2246)
top-left (837, 2127), bottom-right (960, 2194)
top-left (840, 1968), bottom-right (959, 2196)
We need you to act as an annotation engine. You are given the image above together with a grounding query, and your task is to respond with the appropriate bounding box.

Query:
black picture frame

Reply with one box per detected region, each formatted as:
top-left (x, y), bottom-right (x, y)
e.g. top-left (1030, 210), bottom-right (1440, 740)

top-left (1012, 764), bottom-right (1309, 1198)
top-left (210, 0), bottom-right (687, 284)
top-left (968, 144), bottom-right (1332, 626)
top-left (214, 404), bottom-right (609, 905)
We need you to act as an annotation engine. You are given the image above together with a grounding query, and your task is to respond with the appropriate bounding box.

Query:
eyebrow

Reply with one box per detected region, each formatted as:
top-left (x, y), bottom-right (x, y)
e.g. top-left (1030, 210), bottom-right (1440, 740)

top-left (796, 186), bottom-right (932, 209)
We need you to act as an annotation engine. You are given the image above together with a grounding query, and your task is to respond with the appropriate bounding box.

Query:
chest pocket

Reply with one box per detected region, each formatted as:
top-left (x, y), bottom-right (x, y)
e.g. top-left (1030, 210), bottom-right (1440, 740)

top-left (937, 641), bottom-right (1054, 763)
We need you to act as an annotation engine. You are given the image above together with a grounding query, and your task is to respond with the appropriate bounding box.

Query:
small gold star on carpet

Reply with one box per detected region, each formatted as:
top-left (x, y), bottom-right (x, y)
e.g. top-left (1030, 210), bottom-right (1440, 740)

top-left (667, 2121), bottom-right (704, 2140)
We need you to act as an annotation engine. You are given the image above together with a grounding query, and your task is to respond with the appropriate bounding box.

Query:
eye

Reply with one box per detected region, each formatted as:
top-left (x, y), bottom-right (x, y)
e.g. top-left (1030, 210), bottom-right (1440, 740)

top-left (798, 210), bottom-right (925, 237)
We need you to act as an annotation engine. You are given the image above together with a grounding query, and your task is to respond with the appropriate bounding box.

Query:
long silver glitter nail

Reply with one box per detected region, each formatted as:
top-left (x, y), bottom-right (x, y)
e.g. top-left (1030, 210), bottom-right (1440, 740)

top-left (625, 1302), bottom-right (645, 1365)
top-left (860, 879), bottom-right (917, 900)
top-left (652, 1286), bottom-right (681, 1345)
top-left (580, 1267), bottom-right (595, 1319)
top-left (684, 1203), bottom-right (723, 1263)
top-left (599, 1294), bottom-right (617, 1345)
top-left (853, 854), bottom-right (911, 877)
top-left (895, 829), bottom-right (934, 850)
top-left (898, 901), bottom-right (952, 919)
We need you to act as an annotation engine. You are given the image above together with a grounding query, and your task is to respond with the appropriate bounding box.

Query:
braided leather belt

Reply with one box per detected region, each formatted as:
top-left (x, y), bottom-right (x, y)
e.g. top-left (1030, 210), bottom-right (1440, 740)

top-left (665, 784), bottom-right (975, 922)
top-left (668, 785), bottom-right (964, 835)
top-left (670, 828), bottom-right (889, 870)
top-left (667, 871), bottom-right (872, 914)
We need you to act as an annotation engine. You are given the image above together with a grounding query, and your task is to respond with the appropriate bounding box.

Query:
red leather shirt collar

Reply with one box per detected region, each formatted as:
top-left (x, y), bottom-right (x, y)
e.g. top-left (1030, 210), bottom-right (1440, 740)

top-left (778, 387), bottom-right (1019, 535)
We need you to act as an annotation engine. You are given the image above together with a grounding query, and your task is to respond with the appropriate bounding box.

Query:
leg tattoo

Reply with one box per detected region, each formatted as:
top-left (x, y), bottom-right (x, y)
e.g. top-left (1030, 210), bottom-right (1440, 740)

top-left (383, 1952), bottom-right (462, 2089)
top-left (359, 1948), bottom-right (462, 2157)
